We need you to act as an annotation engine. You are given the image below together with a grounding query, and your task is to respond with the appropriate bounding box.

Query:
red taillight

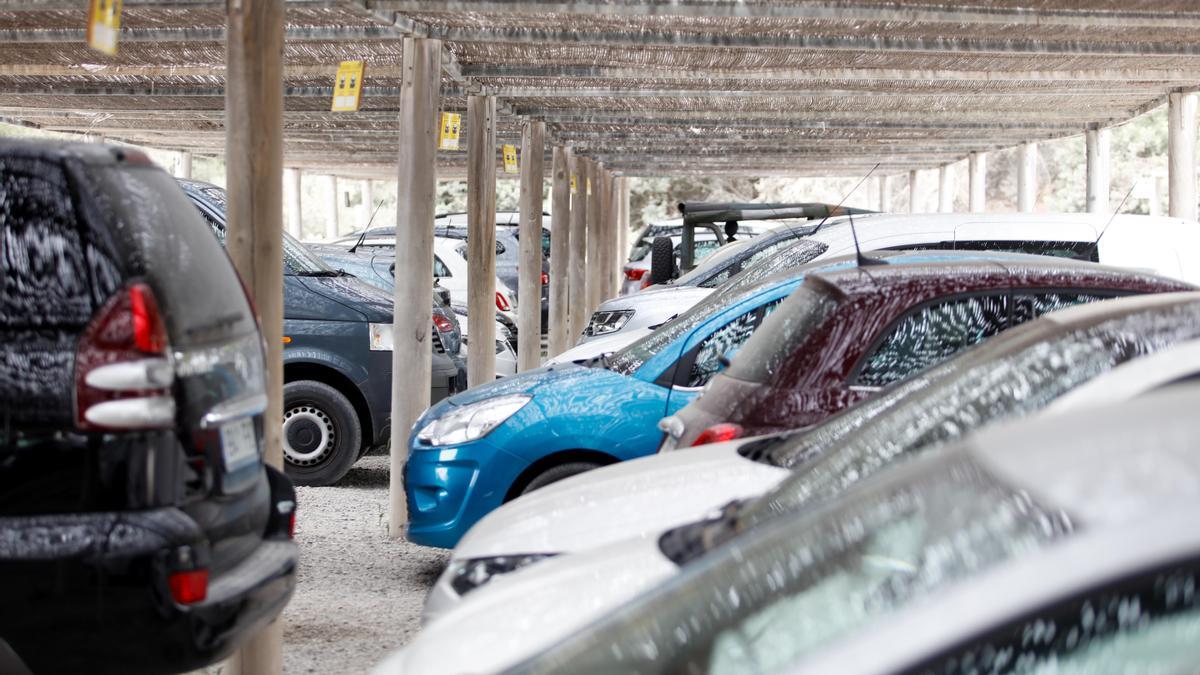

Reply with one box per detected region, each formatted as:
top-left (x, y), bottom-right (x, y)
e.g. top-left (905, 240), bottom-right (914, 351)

top-left (625, 268), bottom-right (647, 281)
top-left (640, 275), bottom-right (654, 290)
top-left (541, 271), bottom-right (549, 285)
top-left (169, 569), bottom-right (209, 605)
top-left (288, 510), bottom-right (297, 539)
top-left (432, 313), bottom-right (455, 333)
top-left (691, 423), bottom-right (744, 447)
top-left (75, 283), bottom-right (175, 430)
top-left (495, 291), bottom-right (511, 312)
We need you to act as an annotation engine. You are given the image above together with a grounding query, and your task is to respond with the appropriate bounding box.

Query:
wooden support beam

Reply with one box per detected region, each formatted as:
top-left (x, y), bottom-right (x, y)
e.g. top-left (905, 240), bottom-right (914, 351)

top-left (585, 159), bottom-right (604, 314)
top-left (567, 153), bottom-right (588, 342)
top-left (517, 120), bottom-right (545, 372)
top-left (968, 151), bottom-right (987, 213)
top-left (1018, 142), bottom-right (1038, 212)
top-left (548, 145), bottom-right (571, 358)
top-left (908, 169), bottom-right (919, 213)
top-left (466, 94), bottom-right (498, 387)
top-left (284, 168), bottom-right (302, 238)
top-left (388, 36), bottom-right (441, 538)
top-left (616, 177), bottom-right (630, 290)
top-left (222, 0), bottom-right (284, 671)
top-left (938, 164), bottom-right (954, 213)
top-left (878, 175), bottom-right (892, 212)
top-left (1169, 91), bottom-right (1198, 221)
top-left (1086, 127), bottom-right (1111, 214)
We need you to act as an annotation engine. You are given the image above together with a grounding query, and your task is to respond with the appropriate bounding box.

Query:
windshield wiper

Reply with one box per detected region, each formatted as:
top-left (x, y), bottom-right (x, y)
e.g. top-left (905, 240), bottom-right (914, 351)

top-left (293, 270), bottom-right (341, 277)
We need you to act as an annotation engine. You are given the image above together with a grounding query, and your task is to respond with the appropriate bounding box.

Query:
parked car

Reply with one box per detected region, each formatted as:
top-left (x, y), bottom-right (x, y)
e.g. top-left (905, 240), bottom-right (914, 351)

top-left (457, 388), bottom-right (1200, 675)
top-left (618, 231), bottom-right (722, 297)
top-left (620, 219), bottom-right (788, 296)
top-left (0, 141), bottom-right (297, 674)
top-left (179, 181), bottom-right (466, 485)
top-left (660, 251), bottom-right (1194, 449)
top-left (432, 291), bottom-right (1200, 619)
top-left (423, 283), bottom-right (1200, 620)
top-left (587, 211), bottom-right (1200, 345)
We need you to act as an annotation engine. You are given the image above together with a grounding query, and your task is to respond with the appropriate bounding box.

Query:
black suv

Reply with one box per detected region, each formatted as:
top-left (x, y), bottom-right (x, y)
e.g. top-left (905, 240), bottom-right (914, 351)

top-left (0, 141), bottom-right (296, 674)
top-left (180, 181), bottom-right (467, 486)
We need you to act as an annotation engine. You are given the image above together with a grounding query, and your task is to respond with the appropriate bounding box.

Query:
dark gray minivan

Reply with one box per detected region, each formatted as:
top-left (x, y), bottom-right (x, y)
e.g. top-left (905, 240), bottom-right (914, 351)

top-left (179, 181), bottom-right (466, 486)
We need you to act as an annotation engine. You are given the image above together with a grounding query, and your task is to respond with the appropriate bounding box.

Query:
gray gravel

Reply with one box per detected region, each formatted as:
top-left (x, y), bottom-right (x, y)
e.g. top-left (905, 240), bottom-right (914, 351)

top-left (283, 451), bottom-right (447, 674)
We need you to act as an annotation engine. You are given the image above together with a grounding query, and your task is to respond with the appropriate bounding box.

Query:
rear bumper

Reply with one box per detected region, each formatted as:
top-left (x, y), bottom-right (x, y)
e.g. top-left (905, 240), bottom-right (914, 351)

top-left (0, 466), bottom-right (298, 675)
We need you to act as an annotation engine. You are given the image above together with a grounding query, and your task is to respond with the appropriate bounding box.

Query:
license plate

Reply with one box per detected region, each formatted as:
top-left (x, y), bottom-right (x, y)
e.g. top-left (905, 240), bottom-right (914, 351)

top-left (220, 417), bottom-right (260, 472)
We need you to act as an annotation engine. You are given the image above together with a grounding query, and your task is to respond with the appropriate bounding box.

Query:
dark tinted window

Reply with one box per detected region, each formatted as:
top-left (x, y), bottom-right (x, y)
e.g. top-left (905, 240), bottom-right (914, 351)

top-left (856, 294), bottom-right (1010, 388)
top-left (887, 240), bottom-right (1099, 262)
top-left (685, 300), bottom-right (782, 387)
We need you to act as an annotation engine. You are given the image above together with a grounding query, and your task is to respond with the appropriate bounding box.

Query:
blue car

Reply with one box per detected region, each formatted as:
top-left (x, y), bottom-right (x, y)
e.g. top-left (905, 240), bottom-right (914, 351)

top-left (402, 250), bottom-right (874, 548)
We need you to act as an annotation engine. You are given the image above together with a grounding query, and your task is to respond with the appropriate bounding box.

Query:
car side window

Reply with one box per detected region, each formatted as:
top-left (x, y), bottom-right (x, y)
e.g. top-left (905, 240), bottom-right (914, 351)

top-left (433, 256), bottom-right (452, 278)
top-left (910, 560), bottom-right (1200, 675)
top-left (1012, 290), bottom-right (1114, 323)
top-left (856, 294), bottom-right (1009, 388)
top-left (684, 300), bottom-right (783, 388)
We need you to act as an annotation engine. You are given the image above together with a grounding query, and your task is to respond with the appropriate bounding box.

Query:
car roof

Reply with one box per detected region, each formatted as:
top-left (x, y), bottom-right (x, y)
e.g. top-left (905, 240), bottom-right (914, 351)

top-left (804, 249), bottom-right (1187, 299)
top-left (0, 138), bottom-right (155, 168)
top-left (791, 386), bottom-right (1200, 675)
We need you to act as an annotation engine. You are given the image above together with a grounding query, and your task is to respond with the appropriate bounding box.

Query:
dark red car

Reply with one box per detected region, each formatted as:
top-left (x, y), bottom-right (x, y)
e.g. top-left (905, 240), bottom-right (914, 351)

top-left (661, 252), bottom-right (1194, 448)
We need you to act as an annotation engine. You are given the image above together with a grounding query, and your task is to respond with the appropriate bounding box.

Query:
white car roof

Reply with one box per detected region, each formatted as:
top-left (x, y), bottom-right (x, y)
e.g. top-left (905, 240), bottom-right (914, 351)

top-left (791, 386), bottom-right (1200, 675)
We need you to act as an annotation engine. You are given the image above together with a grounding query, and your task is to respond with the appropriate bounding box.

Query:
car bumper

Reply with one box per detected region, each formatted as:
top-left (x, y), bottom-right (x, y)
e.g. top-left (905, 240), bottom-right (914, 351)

top-left (0, 467), bottom-right (298, 675)
top-left (404, 439), bottom-right (529, 549)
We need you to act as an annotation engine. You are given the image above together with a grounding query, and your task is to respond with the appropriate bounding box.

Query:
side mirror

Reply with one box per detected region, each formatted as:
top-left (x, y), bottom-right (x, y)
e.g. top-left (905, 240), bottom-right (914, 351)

top-left (649, 236), bottom-right (675, 286)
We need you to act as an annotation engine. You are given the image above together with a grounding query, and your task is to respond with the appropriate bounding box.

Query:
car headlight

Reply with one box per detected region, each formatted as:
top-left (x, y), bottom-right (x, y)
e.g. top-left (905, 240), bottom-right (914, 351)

top-left (449, 553), bottom-right (557, 596)
top-left (416, 394), bottom-right (531, 446)
top-left (369, 322), bottom-right (394, 351)
top-left (585, 309), bottom-right (634, 337)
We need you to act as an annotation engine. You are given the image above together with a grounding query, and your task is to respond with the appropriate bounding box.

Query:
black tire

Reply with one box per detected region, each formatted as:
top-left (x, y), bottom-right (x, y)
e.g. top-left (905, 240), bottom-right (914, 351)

top-left (649, 236), bottom-right (675, 286)
top-left (281, 380), bottom-right (362, 486)
top-left (520, 461), bottom-right (601, 496)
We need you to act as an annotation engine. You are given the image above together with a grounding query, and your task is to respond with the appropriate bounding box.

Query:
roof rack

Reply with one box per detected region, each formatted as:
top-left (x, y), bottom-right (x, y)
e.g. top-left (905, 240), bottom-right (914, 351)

top-left (678, 202), bottom-right (876, 225)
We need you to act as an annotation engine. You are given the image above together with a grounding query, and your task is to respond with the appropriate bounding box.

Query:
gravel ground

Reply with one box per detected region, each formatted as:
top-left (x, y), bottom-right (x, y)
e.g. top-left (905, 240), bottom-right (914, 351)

top-left (281, 450), bottom-right (448, 674)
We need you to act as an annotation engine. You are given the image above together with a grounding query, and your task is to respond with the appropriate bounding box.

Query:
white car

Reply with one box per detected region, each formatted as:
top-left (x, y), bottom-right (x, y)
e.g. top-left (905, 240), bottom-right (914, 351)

top-left (544, 326), bottom-right (652, 366)
top-left (379, 385), bottom-right (1200, 674)
top-left (588, 212), bottom-right (1200, 345)
top-left (420, 292), bottom-right (1200, 623)
top-left (619, 232), bottom-right (722, 296)
top-left (449, 306), bottom-right (518, 378)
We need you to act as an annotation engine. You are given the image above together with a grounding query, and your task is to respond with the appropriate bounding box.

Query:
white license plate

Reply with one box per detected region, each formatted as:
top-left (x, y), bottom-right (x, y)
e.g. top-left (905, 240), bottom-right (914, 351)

top-left (220, 417), bottom-right (260, 472)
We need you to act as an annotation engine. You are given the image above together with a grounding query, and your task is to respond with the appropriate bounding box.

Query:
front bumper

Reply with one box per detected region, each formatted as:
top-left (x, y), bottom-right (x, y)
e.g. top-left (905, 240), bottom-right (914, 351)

top-left (0, 466), bottom-right (298, 675)
top-left (404, 439), bottom-right (529, 549)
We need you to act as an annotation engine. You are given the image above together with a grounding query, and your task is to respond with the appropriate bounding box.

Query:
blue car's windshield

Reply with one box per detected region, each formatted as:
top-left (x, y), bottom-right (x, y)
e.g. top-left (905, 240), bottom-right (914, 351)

top-left (677, 235), bottom-right (827, 289)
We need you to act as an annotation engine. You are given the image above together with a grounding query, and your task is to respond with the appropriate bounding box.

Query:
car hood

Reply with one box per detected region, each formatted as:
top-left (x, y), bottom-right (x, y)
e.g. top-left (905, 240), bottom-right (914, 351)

top-left (375, 536), bottom-right (676, 674)
top-left (546, 327), bottom-right (652, 365)
top-left (297, 274), bottom-right (394, 322)
top-left (597, 284), bottom-right (712, 314)
top-left (452, 439), bottom-right (790, 559)
top-left (435, 362), bottom-right (628, 409)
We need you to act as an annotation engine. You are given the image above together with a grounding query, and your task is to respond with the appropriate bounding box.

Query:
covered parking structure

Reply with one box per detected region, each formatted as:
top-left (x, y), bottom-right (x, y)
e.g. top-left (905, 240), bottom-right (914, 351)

top-left (3, 1), bottom-right (1200, 668)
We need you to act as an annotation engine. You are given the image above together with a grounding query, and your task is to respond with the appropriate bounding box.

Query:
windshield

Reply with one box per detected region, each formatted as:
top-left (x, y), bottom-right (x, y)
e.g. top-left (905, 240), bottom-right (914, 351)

top-left (677, 234), bottom-right (823, 289)
top-left (605, 267), bottom-right (824, 376)
top-left (716, 239), bottom-right (830, 293)
top-left (515, 454), bottom-right (1072, 674)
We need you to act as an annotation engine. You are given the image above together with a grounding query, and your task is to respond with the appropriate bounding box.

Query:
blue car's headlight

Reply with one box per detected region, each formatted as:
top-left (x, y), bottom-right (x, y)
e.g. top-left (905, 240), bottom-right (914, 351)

top-left (416, 394), bottom-right (531, 446)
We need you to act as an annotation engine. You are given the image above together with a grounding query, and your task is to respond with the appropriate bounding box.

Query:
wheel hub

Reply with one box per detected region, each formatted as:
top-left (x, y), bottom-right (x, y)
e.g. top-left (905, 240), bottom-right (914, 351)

top-left (282, 405), bottom-right (335, 466)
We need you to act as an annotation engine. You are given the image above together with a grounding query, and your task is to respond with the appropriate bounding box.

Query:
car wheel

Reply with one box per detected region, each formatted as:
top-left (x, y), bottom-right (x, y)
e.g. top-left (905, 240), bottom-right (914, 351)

top-left (520, 462), bottom-right (601, 496)
top-left (282, 380), bottom-right (362, 487)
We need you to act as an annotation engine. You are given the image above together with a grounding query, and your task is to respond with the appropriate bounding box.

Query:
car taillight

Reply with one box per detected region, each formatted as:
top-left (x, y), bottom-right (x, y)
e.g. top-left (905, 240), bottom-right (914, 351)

top-left (625, 268), bottom-right (647, 281)
top-left (691, 423), bottom-right (744, 447)
top-left (495, 292), bottom-right (511, 312)
top-left (289, 510), bottom-right (297, 539)
top-left (541, 271), bottom-right (549, 285)
top-left (640, 275), bottom-right (654, 290)
top-left (432, 313), bottom-right (455, 333)
top-left (168, 569), bottom-right (209, 605)
top-left (75, 283), bottom-right (175, 431)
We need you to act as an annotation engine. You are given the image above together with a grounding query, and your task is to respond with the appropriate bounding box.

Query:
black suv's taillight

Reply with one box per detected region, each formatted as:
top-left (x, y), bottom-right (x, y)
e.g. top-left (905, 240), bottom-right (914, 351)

top-left (74, 283), bottom-right (176, 431)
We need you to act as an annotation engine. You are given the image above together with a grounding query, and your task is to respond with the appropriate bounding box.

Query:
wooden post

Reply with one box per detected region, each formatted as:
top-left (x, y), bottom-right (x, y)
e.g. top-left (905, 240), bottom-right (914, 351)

top-left (908, 169), bottom-right (919, 213)
top-left (586, 160), bottom-right (603, 313)
top-left (176, 150), bottom-right (193, 179)
top-left (388, 37), bottom-right (441, 538)
top-left (323, 175), bottom-right (339, 239)
top-left (938, 164), bottom-right (954, 213)
top-left (223, 0), bottom-right (284, 672)
top-left (879, 175), bottom-right (892, 212)
top-left (517, 120), bottom-right (545, 372)
top-left (467, 94), bottom-right (498, 387)
top-left (597, 168), bottom-right (613, 302)
top-left (968, 152), bottom-right (987, 213)
top-left (548, 145), bottom-right (571, 357)
top-left (616, 176), bottom-right (629, 288)
top-left (567, 153), bottom-right (588, 342)
top-left (1018, 142), bottom-right (1038, 212)
top-left (1086, 126), bottom-right (1111, 214)
top-left (359, 179), bottom-right (375, 229)
top-left (1169, 91), bottom-right (1198, 220)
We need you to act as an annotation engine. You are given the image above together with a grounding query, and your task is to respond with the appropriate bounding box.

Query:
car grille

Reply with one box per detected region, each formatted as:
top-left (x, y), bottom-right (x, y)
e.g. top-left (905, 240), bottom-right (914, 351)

top-left (431, 326), bottom-right (445, 354)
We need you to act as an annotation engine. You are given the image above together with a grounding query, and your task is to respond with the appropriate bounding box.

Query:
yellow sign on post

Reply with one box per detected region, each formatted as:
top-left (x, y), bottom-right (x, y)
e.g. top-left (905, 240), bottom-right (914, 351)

top-left (331, 60), bottom-right (364, 112)
top-left (502, 145), bottom-right (519, 174)
top-left (570, 175), bottom-right (577, 194)
top-left (87, 0), bottom-right (122, 56)
top-left (438, 112), bottom-right (462, 151)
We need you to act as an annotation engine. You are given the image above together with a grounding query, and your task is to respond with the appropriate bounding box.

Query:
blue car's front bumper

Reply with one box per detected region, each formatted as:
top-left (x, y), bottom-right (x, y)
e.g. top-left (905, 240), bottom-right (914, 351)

top-left (404, 438), bottom-right (530, 549)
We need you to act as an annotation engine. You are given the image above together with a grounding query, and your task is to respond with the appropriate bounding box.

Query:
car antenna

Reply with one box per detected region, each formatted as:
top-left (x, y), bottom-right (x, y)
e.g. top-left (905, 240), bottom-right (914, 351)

top-left (1084, 182), bottom-right (1137, 261)
top-left (848, 207), bottom-right (888, 267)
top-left (808, 162), bottom-right (880, 238)
top-left (348, 199), bottom-right (386, 253)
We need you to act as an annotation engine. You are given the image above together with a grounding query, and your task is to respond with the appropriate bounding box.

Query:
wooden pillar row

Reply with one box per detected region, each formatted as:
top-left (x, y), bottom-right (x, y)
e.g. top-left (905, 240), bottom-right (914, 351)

top-left (517, 120), bottom-right (545, 372)
top-left (548, 146), bottom-right (572, 357)
top-left (466, 94), bottom-right (498, 387)
top-left (1086, 127), bottom-right (1111, 215)
top-left (567, 154), bottom-right (588, 343)
top-left (1169, 91), bottom-right (1198, 220)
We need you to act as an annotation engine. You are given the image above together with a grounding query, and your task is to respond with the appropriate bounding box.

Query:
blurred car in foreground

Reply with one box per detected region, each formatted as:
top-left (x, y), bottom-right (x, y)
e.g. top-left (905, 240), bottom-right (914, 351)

top-left (0, 141), bottom-right (296, 674)
top-left (424, 291), bottom-right (1200, 620)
